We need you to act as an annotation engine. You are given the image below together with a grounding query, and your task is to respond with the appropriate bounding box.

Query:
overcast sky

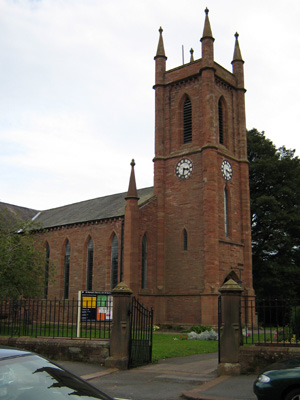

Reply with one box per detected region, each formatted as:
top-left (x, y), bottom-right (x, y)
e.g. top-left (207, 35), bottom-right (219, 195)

top-left (0, 0), bottom-right (299, 210)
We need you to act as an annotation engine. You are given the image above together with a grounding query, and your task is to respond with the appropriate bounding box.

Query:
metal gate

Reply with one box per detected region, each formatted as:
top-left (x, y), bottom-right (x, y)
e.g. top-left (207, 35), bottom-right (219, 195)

top-left (128, 296), bottom-right (153, 368)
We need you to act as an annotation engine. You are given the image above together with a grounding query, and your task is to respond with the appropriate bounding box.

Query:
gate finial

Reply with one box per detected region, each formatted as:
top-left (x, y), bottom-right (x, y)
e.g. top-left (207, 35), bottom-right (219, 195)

top-left (112, 281), bottom-right (133, 294)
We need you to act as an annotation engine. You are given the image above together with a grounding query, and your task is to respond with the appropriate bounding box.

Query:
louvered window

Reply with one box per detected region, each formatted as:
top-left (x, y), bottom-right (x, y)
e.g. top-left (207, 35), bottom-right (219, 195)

top-left (183, 97), bottom-right (192, 143)
top-left (111, 234), bottom-right (118, 290)
top-left (141, 235), bottom-right (147, 289)
top-left (219, 99), bottom-right (224, 144)
top-left (86, 237), bottom-right (94, 291)
top-left (183, 229), bottom-right (188, 251)
top-left (63, 240), bottom-right (70, 299)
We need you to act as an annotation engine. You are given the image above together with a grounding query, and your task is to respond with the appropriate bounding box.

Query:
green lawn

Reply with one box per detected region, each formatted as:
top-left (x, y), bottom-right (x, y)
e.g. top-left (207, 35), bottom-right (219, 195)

top-left (152, 333), bottom-right (218, 362)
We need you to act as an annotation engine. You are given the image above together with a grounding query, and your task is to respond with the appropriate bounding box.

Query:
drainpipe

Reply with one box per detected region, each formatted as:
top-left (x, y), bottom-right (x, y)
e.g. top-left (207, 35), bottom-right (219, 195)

top-left (120, 217), bottom-right (124, 282)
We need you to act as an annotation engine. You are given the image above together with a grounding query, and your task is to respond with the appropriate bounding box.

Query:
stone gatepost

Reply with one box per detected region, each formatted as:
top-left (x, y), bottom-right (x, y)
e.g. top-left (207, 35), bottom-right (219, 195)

top-left (105, 282), bottom-right (132, 370)
top-left (218, 278), bottom-right (243, 376)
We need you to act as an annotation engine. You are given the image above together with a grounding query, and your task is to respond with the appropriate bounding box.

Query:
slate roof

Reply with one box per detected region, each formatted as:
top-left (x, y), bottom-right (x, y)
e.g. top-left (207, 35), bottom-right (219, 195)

top-left (33, 186), bottom-right (155, 229)
top-left (0, 202), bottom-right (38, 227)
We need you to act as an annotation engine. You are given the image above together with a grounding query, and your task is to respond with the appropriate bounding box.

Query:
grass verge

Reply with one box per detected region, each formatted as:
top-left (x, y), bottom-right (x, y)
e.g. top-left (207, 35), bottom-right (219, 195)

top-left (152, 333), bottom-right (218, 362)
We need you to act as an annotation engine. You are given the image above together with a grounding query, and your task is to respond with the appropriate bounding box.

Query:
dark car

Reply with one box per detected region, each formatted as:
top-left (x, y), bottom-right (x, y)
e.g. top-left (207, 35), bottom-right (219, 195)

top-left (254, 357), bottom-right (300, 400)
top-left (0, 346), bottom-right (114, 400)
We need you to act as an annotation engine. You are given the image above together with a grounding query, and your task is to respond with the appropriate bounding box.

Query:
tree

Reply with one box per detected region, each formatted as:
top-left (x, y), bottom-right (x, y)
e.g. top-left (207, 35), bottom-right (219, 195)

top-left (247, 129), bottom-right (300, 298)
top-left (0, 210), bottom-right (54, 298)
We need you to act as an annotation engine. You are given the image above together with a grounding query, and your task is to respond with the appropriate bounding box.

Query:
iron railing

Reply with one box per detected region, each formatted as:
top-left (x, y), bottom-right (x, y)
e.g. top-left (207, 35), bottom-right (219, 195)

top-left (241, 297), bottom-right (300, 346)
top-left (0, 298), bottom-right (112, 339)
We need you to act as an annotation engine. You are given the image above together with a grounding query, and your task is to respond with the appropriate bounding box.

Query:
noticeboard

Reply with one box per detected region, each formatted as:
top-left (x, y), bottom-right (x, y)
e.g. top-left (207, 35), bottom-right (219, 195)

top-left (79, 291), bottom-right (113, 323)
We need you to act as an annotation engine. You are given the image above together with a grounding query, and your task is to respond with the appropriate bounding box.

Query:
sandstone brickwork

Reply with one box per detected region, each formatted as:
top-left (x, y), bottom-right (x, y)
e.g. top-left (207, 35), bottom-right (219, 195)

top-left (31, 9), bottom-right (253, 326)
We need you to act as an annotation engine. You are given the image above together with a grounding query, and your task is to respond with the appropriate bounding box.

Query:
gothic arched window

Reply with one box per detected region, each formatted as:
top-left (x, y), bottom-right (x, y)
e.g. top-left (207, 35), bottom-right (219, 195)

top-left (111, 234), bottom-right (118, 290)
top-left (224, 188), bottom-right (229, 237)
top-left (218, 97), bottom-right (226, 145)
top-left (183, 97), bottom-right (192, 143)
top-left (141, 235), bottom-right (147, 289)
top-left (86, 237), bottom-right (94, 291)
top-left (63, 240), bottom-right (70, 299)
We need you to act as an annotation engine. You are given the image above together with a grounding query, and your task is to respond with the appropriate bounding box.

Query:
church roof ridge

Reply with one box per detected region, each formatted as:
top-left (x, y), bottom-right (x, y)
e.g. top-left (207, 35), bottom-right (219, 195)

top-left (33, 186), bottom-right (154, 229)
top-left (0, 201), bottom-right (39, 225)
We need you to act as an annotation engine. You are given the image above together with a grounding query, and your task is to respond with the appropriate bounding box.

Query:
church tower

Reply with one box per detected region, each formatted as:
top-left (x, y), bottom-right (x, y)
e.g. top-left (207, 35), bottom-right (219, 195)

top-left (153, 9), bottom-right (253, 326)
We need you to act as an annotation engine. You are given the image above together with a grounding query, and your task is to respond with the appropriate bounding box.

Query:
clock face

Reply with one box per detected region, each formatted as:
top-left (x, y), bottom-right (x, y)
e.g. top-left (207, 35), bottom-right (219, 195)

top-left (221, 160), bottom-right (233, 181)
top-left (175, 158), bottom-right (193, 180)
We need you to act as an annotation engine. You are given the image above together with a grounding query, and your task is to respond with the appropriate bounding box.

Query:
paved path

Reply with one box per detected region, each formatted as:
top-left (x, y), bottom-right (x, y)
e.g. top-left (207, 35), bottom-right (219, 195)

top-left (58, 353), bottom-right (257, 400)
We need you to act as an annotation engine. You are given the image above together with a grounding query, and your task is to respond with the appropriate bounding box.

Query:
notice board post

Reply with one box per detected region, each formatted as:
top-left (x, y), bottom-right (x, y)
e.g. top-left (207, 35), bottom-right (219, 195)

top-left (105, 282), bottom-right (133, 370)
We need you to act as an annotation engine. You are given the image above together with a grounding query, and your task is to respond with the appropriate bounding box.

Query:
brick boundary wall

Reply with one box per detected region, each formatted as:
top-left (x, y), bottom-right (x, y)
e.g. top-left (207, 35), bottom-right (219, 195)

top-left (0, 337), bottom-right (110, 365)
top-left (240, 346), bottom-right (300, 374)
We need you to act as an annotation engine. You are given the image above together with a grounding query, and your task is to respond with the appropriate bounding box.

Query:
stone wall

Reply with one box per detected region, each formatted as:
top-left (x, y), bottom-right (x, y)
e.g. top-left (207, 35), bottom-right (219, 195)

top-left (240, 345), bottom-right (300, 374)
top-left (0, 337), bottom-right (110, 365)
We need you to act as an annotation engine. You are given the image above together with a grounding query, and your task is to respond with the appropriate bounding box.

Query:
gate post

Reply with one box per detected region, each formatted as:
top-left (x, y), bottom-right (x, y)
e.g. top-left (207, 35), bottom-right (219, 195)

top-left (105, 282), bottom-right (132, 370)
top-left (218, 278), bottom-right (243, 376)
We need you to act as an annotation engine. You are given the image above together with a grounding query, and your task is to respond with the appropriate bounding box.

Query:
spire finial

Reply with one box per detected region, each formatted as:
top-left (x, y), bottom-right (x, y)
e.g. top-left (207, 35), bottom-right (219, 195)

top-left (126, 159), bottom-right (139, 200)
top-left (155, 26), bottom-right (166, 58)
top-left (190, 48), bottom-right (194, 62)
top-left (232, 32), bottom-right (243, 62)
top-left (201, 7), bottom-right (214, 40)
top-left (232, 31), bottom-right (244, 87)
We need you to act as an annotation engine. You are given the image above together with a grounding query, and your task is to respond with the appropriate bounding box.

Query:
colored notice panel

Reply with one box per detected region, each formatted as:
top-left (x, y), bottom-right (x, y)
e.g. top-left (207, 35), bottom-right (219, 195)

top-left (80, 291), bottom-right (112, 322)
top-left (82, 297), bottom-right (97, 308)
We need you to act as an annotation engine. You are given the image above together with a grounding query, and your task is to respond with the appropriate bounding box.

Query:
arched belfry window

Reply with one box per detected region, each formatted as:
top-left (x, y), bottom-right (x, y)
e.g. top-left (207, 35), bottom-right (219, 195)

top-left (63, 240), bottom-right (70, 299)
top-left (183, 229), bottom-right (188, 251)
top-left (111, 234), bottom-right (118, 290)
top-left (86, 237), bottom-right (94, 291)
top-left (224, 188), bottom-right (229, 237)
top-left (141, 235), bottom-right (147, 289)
top-left (44, 242), bottom-right (50, 299)
top-left (183, 97), bottom-right (192, 143)
top-left (218, 97), bottom-right (226, 145)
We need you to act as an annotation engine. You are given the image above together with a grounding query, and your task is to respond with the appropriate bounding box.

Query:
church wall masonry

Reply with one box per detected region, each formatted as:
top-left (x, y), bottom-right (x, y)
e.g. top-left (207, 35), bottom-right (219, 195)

top-left (37, 219), bottom-right (123, 299)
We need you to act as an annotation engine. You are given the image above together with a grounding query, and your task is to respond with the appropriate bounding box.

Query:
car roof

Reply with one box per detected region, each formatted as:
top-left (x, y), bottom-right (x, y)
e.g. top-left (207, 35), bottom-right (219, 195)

top-left (0, 346), bottom-right (32, 360)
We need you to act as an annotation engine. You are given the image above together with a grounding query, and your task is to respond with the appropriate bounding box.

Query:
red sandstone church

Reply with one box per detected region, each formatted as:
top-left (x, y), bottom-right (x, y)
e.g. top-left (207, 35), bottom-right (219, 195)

top-left (2, 10), bottom-right (254, 326)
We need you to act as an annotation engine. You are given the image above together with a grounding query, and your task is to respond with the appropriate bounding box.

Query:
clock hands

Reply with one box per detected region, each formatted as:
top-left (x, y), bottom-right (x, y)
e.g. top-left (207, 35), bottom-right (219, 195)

top-left (221, 160), bottom-right (232, 181)
top-left (182, 166), bottom-right (189, 174)
top-left (175, 158), bottom-right (193, 180)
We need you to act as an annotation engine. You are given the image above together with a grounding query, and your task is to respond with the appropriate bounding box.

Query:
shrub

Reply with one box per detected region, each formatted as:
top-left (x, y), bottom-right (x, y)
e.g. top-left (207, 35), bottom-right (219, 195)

top-left (188, 325), bottom-right (213, 334)
top-left (290, 306), bottom-right (300, 340)
top-left (273, 327), bottom-right (293, 342)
